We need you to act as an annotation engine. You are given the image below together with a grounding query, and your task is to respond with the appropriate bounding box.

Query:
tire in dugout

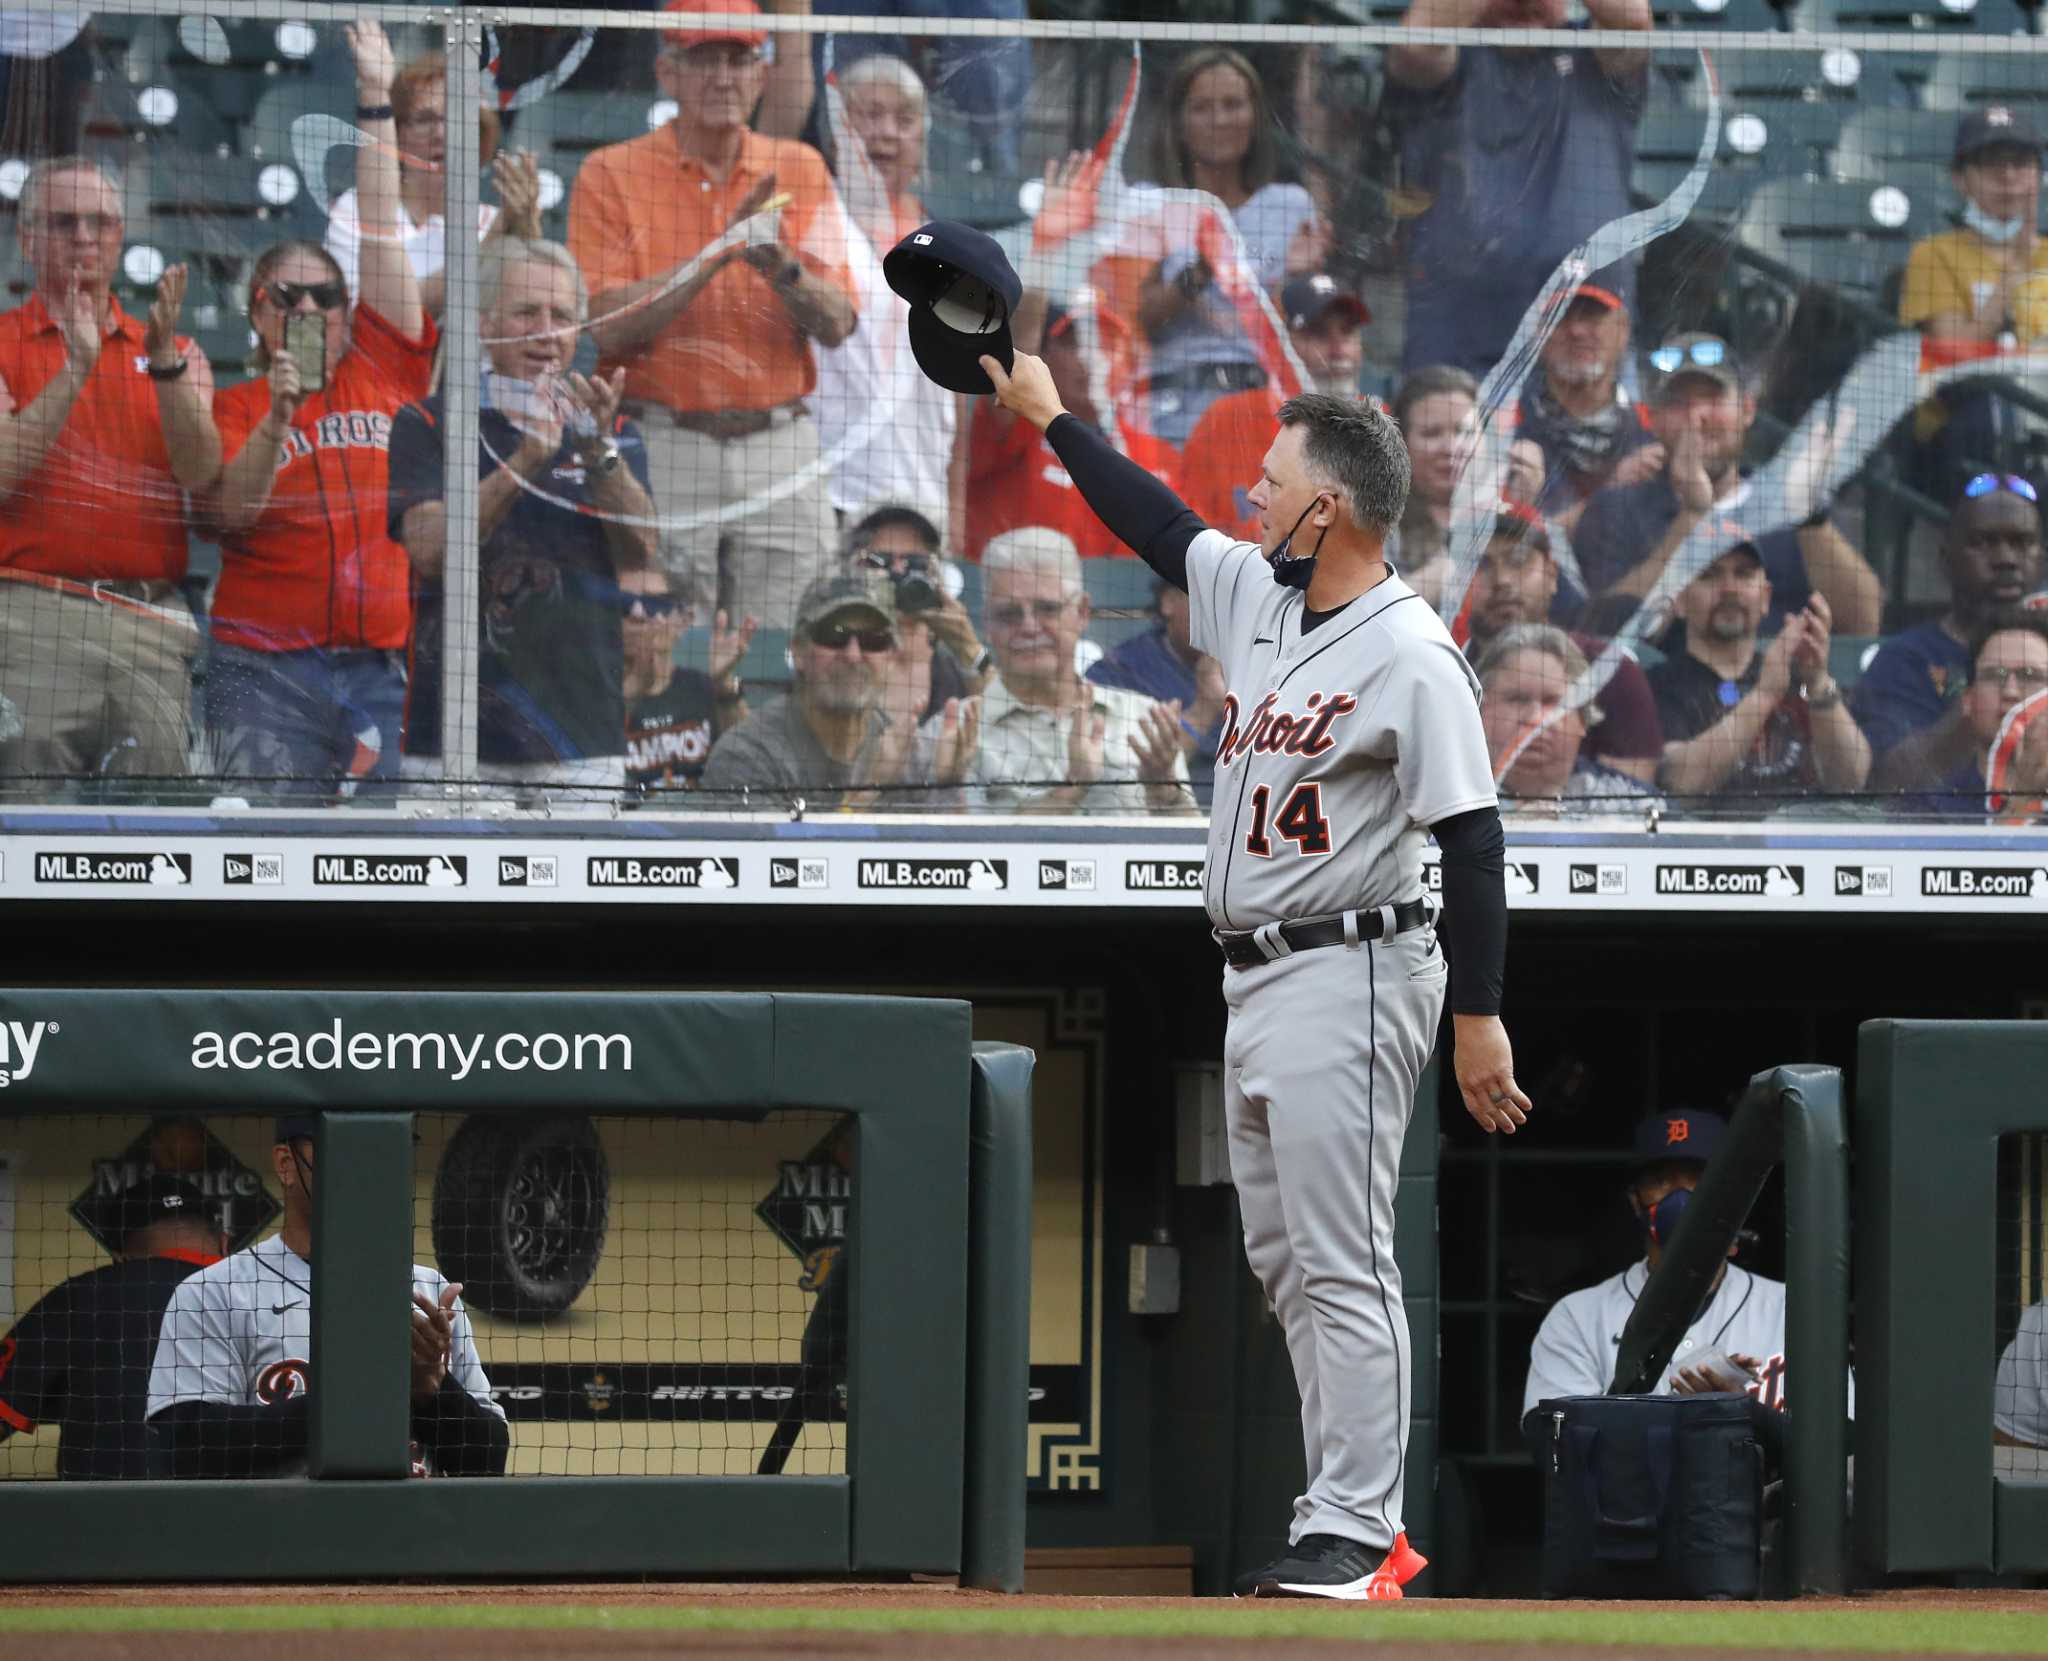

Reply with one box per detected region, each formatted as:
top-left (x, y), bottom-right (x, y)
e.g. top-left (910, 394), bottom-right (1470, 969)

top-left (431, 1115), bottom-right (610, 1320)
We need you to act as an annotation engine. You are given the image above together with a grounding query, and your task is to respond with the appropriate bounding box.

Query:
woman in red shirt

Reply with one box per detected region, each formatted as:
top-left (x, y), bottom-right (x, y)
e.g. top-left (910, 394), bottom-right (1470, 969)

top-left (201, 18), bottom-right (433, 801)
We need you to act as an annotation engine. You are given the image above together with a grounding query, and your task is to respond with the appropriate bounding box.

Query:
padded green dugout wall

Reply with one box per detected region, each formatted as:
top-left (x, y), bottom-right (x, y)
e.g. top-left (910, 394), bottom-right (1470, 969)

top-left (0, 990), bottom-right (1031, 1585)
top-left (1856, 1020), bottom-right (2048, 1577)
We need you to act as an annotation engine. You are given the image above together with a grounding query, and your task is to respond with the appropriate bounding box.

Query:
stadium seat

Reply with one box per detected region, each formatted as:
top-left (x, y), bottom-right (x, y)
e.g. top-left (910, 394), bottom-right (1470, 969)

top-left (916, 107), bottom-right (1027, 232)
top-left (526, 91), bottom-right (664, 161)
top-left (1832, 105), bottom-right (1969, 177)
top-left (1810, 0), bottom-right (2039, 30)
top-left (1648, 0), bottom-right (1788, 28)
top-left (1829, 633), bottom-right (1883, 689)
top-left (1736, 177), bottom-right (1935, 300)
top-left (1916, 51), bottom-right (2048, 114)
top-left (1083, 558), bottom-right (1161, 615)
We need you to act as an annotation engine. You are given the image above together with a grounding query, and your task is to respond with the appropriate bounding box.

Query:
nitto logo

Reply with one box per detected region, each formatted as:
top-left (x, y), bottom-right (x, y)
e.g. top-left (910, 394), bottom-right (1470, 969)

top-left (0, 1018), bottom-right (56, 1087)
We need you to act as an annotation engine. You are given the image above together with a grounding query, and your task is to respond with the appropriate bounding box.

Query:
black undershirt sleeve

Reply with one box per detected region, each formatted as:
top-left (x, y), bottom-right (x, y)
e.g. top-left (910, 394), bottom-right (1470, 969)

top-left (412, 1376), bottom-right (511, 1475)
top-left (1043, 413), bottom-right (1204, 590)
top-left (151, 1397), bottom-right (310, 1478)
top-left (1431, 804), bottom-right (1508, 1017)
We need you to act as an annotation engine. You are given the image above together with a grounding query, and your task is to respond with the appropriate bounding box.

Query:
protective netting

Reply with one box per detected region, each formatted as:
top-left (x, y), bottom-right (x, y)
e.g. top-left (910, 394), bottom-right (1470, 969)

top-left (0, 7), bottom-right (2046, 820)
top-left (0, 1109), bottom-right (851, 1479)
top-left (1996, 1130), bottom-right (2048, 1479)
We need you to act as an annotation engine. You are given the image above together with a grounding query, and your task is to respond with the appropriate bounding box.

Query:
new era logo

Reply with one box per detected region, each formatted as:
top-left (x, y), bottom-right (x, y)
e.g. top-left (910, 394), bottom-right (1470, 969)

top-left (1037, 859), bottom-right (1096, 892)
top-left (1834, 866), bottom-right (1892, 897)
top-left (770, 858), bottom-right (829, 890)
top-left (499, 856), bottom-right (558, 888)
top-left (1569, 863), bottom-right (1626, 896)
top-left (223, 852), bottom-right (283, 886)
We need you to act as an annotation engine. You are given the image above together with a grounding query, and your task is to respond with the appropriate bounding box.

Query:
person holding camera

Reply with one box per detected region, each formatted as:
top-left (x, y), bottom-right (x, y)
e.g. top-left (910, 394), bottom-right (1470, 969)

top-left (200, 19), bottom-right (430, 802)
top-left (841, 501), bottom-right (991, 729)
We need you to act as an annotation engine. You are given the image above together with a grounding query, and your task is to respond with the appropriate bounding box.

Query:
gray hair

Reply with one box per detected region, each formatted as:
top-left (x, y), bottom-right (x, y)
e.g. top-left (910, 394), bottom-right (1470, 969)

top-left (19, 156), bottom-right (120, 226)
top-left (1274, 392), bottom-right (1411, 538)
top-left (839, 52), bottom-right (927, 121)
top-left (982, 526), bottom-right (1083, 596)
top-left (479, 237), bottom-right (588, 324)
top-left (1473, 623), bottom-right (1599, 724)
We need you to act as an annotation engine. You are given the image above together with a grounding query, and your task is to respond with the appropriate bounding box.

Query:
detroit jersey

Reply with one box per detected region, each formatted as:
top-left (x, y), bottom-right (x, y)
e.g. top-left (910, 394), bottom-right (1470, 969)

top-left (1521, 1261), bottom-right (1852, 1416)
top-left (1185, 530), bottom-right (1496, 932)
top-left (145, 1234), bottom-right (501, 1468)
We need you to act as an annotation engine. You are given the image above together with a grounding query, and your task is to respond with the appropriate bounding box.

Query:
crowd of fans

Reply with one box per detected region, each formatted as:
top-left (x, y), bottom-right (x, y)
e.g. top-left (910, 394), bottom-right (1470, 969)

top-left (0, 2), bottom-right (2045, 819)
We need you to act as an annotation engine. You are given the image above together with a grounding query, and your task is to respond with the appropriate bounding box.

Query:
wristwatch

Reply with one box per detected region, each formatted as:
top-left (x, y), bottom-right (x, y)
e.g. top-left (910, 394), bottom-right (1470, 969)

top-left (714, 673), bottom-right (744, 704)
top-left (579, 439), bottom-right (623, 478)
top-left (971, 646), bottom-right (995, 679)
top-left (1804, 678), bottom-right (1843, 712)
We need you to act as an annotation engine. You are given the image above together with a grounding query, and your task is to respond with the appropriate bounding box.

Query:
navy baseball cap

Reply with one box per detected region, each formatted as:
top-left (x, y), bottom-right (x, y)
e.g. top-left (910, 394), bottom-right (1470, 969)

top-left (1280, 272), bottom-right (1370, 333)
top-left (1631, 1109), bottom-right (1728, 1168)
top-left (81, 1173), bottom-right (219, 1247)
top-left (1955, 105), bottom-right (2042, 165)
top-left (884, 220), bottom-right (1022, 395)
top-left (275, 1113), bottom-right (319, 1145)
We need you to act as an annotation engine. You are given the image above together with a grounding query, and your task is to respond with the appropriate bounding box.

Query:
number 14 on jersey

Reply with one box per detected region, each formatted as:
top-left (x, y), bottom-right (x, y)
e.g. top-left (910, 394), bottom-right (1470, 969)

top-left (1245, 782), bottom-right (1333, 857)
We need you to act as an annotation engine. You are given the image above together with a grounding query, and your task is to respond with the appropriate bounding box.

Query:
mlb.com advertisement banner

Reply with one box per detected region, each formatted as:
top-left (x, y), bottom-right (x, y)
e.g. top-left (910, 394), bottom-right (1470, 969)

top-left (7, 835), bottom-right (2048, 912)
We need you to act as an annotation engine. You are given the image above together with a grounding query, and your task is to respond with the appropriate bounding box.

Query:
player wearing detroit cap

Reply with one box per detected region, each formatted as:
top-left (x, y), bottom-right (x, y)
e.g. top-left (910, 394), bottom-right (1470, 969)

top-left (981, 327), bottom-right (1527, 1598)
top-left (147, 1114), bottom-right (507, 1477)
top-left (0, 1173), bottom-right (224, 1479)
top-left (1520, 1109), bottom-right (1846, 1418)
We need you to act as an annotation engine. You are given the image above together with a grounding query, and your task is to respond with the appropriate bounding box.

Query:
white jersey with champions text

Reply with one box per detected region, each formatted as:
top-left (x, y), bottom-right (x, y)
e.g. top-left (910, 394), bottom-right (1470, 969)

top-left (1185, 531), bottom-right (1496, 932)
top-left (1522, 1261), bottom-right (1854, 1418)
top-left (146, 1234), bottom-right (502, 1457)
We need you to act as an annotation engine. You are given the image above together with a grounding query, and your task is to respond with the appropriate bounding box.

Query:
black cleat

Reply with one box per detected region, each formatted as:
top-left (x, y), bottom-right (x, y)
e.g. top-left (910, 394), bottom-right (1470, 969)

top-left (1245, 1532), bottom-right (1401, 1600)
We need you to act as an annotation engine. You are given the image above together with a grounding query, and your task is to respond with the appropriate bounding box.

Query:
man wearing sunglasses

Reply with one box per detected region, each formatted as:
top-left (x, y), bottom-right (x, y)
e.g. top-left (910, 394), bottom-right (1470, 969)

top-left (1571, 333), bottom-right (1883, 642)
top-left (1872, 608), bottom-right (2048, 815)
top-left (0, 156), bottom-right (219, 798)
top-left (698, 573), bottom-right (972, 810)
top-left (1856, 474), bottom-right (2042, 767)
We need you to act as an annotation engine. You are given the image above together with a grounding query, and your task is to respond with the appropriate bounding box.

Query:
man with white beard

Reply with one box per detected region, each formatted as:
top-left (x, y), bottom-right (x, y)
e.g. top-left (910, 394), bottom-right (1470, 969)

top-left (1178, 272), bottom-right (1373, 542)
top-left (1512, 283), bottom-right (1660, 532)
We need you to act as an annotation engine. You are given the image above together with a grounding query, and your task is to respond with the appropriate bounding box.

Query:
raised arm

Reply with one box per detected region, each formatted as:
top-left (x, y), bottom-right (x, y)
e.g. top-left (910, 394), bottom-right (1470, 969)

top-left (1385, 0), bottom-right (1488, 93)
top-left (347, 20), bottom-right (423, 339)
top-left (753, 0), bottom-right (816, 141)
top-left (144, 264), bottom-right (221, 492)
top-left (982, 350), bottom-right (1205, 589)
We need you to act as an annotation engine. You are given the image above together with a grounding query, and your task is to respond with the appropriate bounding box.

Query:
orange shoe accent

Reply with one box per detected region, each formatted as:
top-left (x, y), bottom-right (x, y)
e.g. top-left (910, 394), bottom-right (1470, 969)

top-left (1363, 1570), bottom-right (1404, 1601)
top-left (1383, 1531), bottom-right (1429, 1585)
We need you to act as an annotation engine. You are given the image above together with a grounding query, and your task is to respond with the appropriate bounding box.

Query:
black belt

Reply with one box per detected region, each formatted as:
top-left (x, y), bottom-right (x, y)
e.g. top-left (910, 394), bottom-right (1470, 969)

top-left (1215, 898), bottom-right (1435, 970)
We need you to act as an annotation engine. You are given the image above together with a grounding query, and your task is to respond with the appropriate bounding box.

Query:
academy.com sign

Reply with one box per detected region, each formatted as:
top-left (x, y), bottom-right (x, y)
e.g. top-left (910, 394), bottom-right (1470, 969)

top-left (186, 1022), bottom-right (634, 1082)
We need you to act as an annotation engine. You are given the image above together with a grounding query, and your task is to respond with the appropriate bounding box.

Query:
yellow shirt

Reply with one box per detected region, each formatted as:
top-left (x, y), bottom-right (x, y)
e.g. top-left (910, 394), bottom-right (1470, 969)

top-left (1900, 227), bottom-right (2048, 339)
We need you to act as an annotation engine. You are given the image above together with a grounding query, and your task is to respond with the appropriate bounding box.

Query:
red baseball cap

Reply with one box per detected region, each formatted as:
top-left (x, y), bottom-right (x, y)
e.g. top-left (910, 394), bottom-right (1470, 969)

top-left (663, 0), bottom-right (768, 51)
top-left (1562, 283), bottom-right (1626, 312)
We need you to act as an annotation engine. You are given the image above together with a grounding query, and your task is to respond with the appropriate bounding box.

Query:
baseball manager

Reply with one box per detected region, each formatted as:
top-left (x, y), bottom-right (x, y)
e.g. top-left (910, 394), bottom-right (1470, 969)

top-left (915, 222), bottom-right (1529, 1599)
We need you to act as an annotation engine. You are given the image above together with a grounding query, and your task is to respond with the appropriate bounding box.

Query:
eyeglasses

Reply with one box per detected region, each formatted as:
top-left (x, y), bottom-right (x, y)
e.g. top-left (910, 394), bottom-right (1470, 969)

top-left (1975, 663), bottom-right (2048, 691)
top-left (266, 280), bottom-right (348, 312)
top-left (1648, 338), bottom-right (1727, 376)
top-left (987, 598), bottom-right (1074, 629)
top-left (1963, 472), bottom-right (2040, 504)
top-left (621, 591), bottom-right (683, 621)
top-left (810, 622), bottom-right (895, 653)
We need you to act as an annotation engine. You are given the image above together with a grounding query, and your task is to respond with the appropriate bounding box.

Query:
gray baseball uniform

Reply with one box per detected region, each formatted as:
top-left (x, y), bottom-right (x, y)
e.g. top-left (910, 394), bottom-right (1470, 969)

top-left (1187, 527), bottom-right (1496, 1553)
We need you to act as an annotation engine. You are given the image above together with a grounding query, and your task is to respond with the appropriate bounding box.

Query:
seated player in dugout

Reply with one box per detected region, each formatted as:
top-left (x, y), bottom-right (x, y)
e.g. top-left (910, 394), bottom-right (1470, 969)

top-left (1522, 1109), bottom-right (1852, 1420)
top-left (1997, 1299), bottom-right (2048, 1451)
top-left (566, 0), bottom-right (858, 635)
top-left (147, 1116), bottom-right (507, 1479)
top-left (0, 1176), bottom-right (225, 1479)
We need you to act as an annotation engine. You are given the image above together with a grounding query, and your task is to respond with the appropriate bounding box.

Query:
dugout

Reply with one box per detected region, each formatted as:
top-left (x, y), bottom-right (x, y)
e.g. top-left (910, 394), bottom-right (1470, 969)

top-left (5, 899), bottom-right (2046, 1596)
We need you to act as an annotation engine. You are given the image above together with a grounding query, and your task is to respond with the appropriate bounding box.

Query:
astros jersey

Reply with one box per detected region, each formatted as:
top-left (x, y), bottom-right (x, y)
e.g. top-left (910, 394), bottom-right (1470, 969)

top-left (1184, 529), bottom-right (1496, 932)
top-left (1996, 1300), bottom-right (2048, 1445)
top-left (1521, 1262), bottom-right (1852, 1416)
top-left (145, 1234), bottom-right (501, 1471)
top-left (209, 304), bottom-right (436, 652)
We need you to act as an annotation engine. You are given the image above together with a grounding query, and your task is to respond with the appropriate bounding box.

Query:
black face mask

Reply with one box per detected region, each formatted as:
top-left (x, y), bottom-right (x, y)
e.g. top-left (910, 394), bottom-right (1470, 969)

top-left (1270, 494), bottom-right (1331, 591)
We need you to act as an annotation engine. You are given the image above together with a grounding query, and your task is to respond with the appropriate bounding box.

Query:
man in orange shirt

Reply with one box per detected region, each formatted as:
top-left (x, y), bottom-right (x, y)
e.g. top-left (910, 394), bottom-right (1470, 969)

top-left (0, 157), bottom-right (219, 797)
top-left (964, 296), bottom-right (1175, 562)
top-left (1178, 272), bottom-right (1369, 543)
top-left (567, 0), bottom-right (857, 632)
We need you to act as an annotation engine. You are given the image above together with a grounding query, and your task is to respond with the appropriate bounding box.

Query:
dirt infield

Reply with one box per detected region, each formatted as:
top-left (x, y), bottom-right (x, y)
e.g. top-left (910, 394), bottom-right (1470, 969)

top-left (4, 1584), bottom-right (2047, 1660)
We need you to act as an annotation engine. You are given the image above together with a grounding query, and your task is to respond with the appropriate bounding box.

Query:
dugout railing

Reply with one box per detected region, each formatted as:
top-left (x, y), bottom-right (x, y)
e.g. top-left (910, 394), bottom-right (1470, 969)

top-left (1608, 1064), bottom-right (1851, 1596)
top-left (0, 990), bottom-right (1032, 1589)
top-left (1856, 1020), bottom-right (2048, 1581)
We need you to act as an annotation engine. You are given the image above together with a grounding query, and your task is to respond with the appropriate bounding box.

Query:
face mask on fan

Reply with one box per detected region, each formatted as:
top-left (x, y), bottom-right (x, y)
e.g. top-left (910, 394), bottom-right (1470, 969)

top-left (1962, 199), bottom-right (2029, 246)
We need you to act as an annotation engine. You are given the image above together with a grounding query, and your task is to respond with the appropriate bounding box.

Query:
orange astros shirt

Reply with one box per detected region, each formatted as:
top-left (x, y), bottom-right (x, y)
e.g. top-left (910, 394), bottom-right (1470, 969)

top-left (1177, 385), bottom-right (1280, 545)
top-left (210, 305), bottom-right (435, 652)
top-left (0, 295), bottom-right (200, 583)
